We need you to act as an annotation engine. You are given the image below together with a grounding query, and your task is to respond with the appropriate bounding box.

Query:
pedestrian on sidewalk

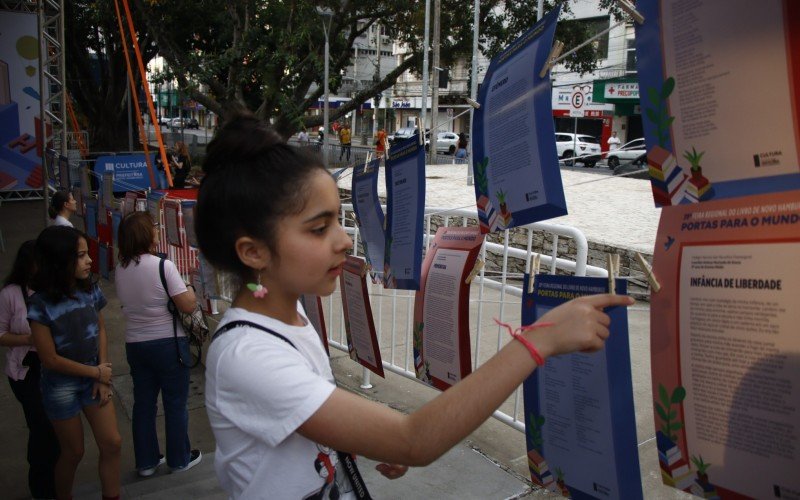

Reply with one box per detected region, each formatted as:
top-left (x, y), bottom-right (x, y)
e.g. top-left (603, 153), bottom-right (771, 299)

top-left (196, 113), bottom-right (633, 499)
top-left (298, 128), bottom-right (310, 146)
top-left (338, 123), bottom-right (352, 162)
top-left (607, 131), bottom-right (621, 152)
top-left (170, 142), bottom-right (191, 189)
top-left (28, 226), bottom-right (122, 500)
top-left (375, 128), bottom-right (387, 158)
top-left (115, 212), bottom-right (202, 477)
top-left (0, 240), bottom-right (59, 499)
top-left (48, 190), bottom-right (77, 227)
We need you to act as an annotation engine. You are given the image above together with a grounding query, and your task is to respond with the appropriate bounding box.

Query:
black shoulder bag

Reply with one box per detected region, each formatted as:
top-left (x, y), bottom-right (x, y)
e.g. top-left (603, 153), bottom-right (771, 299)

top-left (214, 320), bottom-right (373, 499)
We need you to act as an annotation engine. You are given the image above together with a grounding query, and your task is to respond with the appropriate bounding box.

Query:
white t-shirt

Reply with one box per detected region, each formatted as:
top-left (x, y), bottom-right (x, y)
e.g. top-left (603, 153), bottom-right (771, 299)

top-left (51, 215), bottom-right (73, 227)
top-left (607, 135), bottom-right (621, 151)
top-left (114, 254), bottom-right (187, 343)
top-left (206, 306), bottom-right (355, 500)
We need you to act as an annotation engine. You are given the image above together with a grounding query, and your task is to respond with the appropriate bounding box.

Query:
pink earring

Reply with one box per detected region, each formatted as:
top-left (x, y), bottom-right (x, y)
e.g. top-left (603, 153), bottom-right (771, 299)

top-left (246, 271), bottom-right (268, 299)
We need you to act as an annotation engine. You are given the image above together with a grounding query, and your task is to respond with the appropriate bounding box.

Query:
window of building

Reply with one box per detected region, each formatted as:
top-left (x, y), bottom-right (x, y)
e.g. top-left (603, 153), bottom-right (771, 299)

top-left (563, 16), bottom-right (610, 59)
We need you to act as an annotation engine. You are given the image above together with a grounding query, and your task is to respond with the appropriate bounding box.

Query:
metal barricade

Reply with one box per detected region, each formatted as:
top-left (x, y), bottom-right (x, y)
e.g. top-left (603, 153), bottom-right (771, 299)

top-left (214, 203), bottom-right (604, 432)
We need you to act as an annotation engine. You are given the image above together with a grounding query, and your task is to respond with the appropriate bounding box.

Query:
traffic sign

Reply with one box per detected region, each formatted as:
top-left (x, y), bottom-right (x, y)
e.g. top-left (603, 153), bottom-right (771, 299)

top-left (569, 89), bottom-right (586, 117)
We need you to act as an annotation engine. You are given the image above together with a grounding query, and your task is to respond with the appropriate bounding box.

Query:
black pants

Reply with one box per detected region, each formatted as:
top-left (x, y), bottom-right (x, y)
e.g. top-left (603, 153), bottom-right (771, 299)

top-left (8, 352), bottom-right (59, 499)
top-left (340, 144), bottom-right (351, 161)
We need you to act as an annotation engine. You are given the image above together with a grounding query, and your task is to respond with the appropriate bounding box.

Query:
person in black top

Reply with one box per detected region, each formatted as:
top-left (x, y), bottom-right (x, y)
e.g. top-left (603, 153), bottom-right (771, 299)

top-left (170, 142), bottom-right (191, 189)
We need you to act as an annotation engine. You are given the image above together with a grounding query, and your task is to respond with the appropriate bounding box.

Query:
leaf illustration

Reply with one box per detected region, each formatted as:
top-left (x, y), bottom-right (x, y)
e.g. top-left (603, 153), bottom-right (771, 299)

top-left (648, 87), bottom-right (660, 106)
top-left (668, 410), bottom-right (677, 420)
top-left (659, 384), bottom-right (670, 408)
top-left (536, 415), bottom-right (545, 427)
top-left (661, 77), bottom-right (675, 99)
top-left (646, 107), bottom-right (660, 125)
top-left (665, 116), bottom-right (675, 127)
top-left (671, 386), bottom-right (686, 404)
top-left (669, 421), bottom-right (684, 431)
top-left (655, 404), bottom-right (668, 422)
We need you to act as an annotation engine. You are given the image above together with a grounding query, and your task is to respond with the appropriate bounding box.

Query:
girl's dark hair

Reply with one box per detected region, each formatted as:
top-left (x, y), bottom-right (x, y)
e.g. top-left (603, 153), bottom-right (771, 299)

top-left (32, 226), bottom-right (92, 298)
top-left (3, 240), bottom-right (37, 289)
top-left (117, 212), bottom-right (155, 268)
top-left (49, 190), bottom-right (71, 219)
top-left (196, 112), bottom-right (326, 278)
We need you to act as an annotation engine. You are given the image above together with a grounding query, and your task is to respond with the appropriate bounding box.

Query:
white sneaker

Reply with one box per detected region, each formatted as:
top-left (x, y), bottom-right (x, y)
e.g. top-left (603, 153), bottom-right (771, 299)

top-left (138, 454), bottom-right (166, 477)
top-left (172, 449), bottom-right (202, 473)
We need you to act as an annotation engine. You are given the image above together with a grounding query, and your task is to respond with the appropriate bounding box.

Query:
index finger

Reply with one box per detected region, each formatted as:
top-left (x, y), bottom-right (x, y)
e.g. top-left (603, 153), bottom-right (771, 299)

top-left (581, 294), bottom-right (635, 309)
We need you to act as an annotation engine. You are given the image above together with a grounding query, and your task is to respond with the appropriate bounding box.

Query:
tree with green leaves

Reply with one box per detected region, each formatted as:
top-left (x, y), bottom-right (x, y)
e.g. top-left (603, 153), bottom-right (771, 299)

top-left (68, 0), bottom-right (627, 146)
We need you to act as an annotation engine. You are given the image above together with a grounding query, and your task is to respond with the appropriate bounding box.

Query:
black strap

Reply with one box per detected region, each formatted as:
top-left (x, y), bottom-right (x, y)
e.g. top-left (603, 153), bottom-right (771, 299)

top-left (212, 319), bottom-right (372, 499)
top-left (158, 258), bottom-right (193, 367)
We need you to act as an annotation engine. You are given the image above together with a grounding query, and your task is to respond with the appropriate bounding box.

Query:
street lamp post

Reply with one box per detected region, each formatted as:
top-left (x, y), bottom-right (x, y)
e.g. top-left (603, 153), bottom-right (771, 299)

top-left (318, 7), bottom-right (333, 169)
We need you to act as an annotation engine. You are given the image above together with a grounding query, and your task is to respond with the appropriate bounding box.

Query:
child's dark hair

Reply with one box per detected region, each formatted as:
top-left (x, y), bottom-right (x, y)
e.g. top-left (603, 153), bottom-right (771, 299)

top-left (117, 212), bottom-right (156, 268)
top-left (196, 112), bottom-right (327, 279)
top-left (3, 240), bottom-right (37, 289)
top-left (32, 226), bottom-right (92, 299)
top-left (49, 190), bottom-right (71, 219)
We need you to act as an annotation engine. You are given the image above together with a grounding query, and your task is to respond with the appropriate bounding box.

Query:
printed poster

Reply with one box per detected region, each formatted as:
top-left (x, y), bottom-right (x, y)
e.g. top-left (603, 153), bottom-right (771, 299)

top-left (522, 274), bottom-right (642, 499)
top-left (339, 255), bottom-right (384, 377)
top-left (412, 227), bottom-right (484, 390)
top-left (0, 11), bottom-right (46, 193)
top-left (636, 0), bottom-right (800, 206)
top-left (472, 5), bottom-right (567, 233)
top-left (102, 172), bottom-right (114, 209)
top-left (384, 137), bottom-right (425, 290)
top-left (163, 200), bottom-right (182, 248)
top-left (650, 190), bottom-right (800, 498)
top-left (301, 294), bottom-right (330, 356)
top-left (147, 191), bottom-right (164, 226)
top-left (351, 159), bottom-right (385, 283)
top-left (121, 192), bottom-right (138, 217)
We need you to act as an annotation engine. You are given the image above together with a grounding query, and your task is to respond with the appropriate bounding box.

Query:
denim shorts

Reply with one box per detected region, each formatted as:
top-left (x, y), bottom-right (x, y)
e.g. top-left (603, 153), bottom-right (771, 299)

top-left (40, 374), bottom-right (99, 420)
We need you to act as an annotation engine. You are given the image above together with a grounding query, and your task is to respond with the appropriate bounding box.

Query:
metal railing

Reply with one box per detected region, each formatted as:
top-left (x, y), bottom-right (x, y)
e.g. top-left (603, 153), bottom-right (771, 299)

top-left (214, 203), bottom-right (604, 432)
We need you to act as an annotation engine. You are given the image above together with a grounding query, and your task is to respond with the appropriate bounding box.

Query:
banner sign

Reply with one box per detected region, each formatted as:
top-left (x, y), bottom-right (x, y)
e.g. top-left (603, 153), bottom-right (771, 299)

top-left (93, 154), bottom-right (154, 191)
top-left (650, 190), bottom-right (800, 498)
top-left (384, 137), bottom-right (425, 290)
top-left (635, 0), bottom-right (800, 206)
top-left (472, 5), bottom-right (567, 233)
top-left (522, 274), bottom-right (642, 499)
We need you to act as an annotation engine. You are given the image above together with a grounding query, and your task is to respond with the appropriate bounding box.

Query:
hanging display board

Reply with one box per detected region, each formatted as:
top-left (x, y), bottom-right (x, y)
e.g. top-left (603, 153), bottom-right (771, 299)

top-left (472, 5), bottom-right (567, 233)
top-left (522, 274), bottom-right (641, 499)
top-left (339, 255), bottom-right (384, 377)
top-left (650, 190), bottom-right (800, 498)
top-left (147, 191), bottom-right (164, 225)
top-left (383, 138), bottom-right (425, 290)
top-left (351, 159), bottom-right (385, 283)
top-left (301, 294), bottom-right (329, 356)
top-left (181, 201), bottom-right (198, 248)
top-left (163, 199), bottom-right (182, 248)
top-left (636, 0), bottom-right (800, 206)
top-left (412, 227), bottom-right (484, 390)
top-left (102, 172), bottom-right (114, 210)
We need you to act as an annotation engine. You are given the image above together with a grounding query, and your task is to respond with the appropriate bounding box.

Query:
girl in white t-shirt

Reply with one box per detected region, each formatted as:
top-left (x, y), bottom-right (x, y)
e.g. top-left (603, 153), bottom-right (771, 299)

top-left (196, 113), bottom-right (633, 499)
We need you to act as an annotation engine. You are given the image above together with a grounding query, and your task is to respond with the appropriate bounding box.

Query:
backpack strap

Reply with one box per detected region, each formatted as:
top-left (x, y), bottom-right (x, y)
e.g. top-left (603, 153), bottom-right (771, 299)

top-left (159, 258), bottom-right (191, 367)
top-left (212, 318), bottom-right (372, 499)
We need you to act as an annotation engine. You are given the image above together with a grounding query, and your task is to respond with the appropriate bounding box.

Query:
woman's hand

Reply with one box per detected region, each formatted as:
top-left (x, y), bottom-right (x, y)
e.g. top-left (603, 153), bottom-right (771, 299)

top-left (529, 294), bottom-right (634, 359)
top-left (93, 381), bottom-right (114, 406)
top-left (375, 462), bottom-right (408, 480)
top-left (96, 362), bottom-right (113, 384)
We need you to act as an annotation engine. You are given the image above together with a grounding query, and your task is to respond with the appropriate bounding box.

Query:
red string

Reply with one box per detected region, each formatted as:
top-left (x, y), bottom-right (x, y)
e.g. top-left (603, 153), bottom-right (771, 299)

top-left (493, 318), bottom-right (554, 366)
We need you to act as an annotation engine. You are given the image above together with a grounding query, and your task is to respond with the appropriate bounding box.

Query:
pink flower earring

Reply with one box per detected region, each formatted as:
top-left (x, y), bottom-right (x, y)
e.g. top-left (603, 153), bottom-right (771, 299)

top-left (246, 270), bottom-right (268, 299)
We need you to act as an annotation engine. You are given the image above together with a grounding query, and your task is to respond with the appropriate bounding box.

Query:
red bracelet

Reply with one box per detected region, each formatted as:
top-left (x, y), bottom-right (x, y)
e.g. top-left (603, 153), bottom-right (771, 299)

top-left (494, 318), bottom-right (553, 366)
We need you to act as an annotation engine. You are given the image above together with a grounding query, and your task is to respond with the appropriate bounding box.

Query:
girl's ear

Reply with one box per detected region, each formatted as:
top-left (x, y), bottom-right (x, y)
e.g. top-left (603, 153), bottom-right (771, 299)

top-left (234, 236), bottom-right (272, 271)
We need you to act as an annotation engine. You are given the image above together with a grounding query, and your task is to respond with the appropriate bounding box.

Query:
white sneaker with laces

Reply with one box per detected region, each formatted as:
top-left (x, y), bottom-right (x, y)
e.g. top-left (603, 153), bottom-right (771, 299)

top-left (138, 454), bottom-right (166, 477)
top-left (172, 449), bottom-right (202, 473)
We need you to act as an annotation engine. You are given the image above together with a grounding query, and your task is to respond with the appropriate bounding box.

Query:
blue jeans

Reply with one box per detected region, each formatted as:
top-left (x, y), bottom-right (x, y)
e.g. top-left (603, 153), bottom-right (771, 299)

top-left (126, 337), bottom-right (192, 469)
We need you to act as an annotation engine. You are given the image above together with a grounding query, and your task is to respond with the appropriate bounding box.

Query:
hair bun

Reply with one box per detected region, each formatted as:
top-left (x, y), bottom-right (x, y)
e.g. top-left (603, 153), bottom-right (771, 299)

top-left (203, 112), bottom-right (285, 176)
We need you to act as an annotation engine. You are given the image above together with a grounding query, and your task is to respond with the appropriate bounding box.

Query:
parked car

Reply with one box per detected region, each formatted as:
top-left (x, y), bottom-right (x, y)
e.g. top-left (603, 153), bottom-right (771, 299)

top-left (605, 137), bottom-right (646, 168)
top-left (612, 152), bottom-right (649, 179)
top-left (555, 133), bottom-right (601, 168)
top-left (390, 126), bottom-right (420, 145)
top-left (425, 131), bottom-right (460, 154)
top-left (169, 117), bottom-right (186, 128)
top-left (186, 118), bottom-right (200, 129)
top-left (157, 116), bottom-right (172, 127)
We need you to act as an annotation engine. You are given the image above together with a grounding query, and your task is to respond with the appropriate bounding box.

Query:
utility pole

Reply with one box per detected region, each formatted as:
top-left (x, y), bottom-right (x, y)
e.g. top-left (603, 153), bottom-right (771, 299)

top-left (352, 45), bottom-right (358, 138)
top-left (372, 23), bottom-right (382, 141)
top-left (468, 0), bottom-right (480, 185)
top-left (430, 0), bottom-right (441, 163)
top-left (421, 0), bottom-right (431, 144)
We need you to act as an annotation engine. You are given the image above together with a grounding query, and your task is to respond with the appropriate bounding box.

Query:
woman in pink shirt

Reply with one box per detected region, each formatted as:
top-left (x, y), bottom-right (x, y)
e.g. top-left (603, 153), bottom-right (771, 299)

top-left (114, 212), bottom-right (202, 477)
top-left (0, 240), bottom-right (58, 498)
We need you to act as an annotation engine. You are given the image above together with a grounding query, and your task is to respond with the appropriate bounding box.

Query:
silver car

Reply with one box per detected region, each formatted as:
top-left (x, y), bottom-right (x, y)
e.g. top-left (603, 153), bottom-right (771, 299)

top-left (605, 138), bottom-right (646, 168)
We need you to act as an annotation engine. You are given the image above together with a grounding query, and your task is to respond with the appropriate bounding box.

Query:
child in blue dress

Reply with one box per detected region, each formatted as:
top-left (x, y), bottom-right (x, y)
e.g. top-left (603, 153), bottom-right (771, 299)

top-left (28, 226), bottom-right (121, 500)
